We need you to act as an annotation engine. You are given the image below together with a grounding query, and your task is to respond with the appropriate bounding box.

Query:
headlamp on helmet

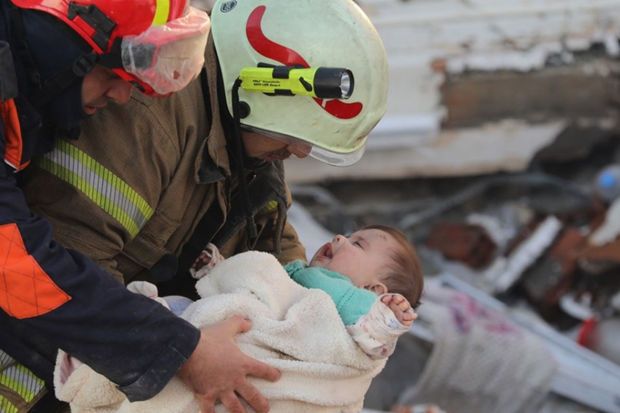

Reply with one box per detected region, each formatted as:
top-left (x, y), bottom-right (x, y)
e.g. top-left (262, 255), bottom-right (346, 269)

top-left (239, 65), bottom-right (354, 99)
top-left (211, 0), bottom-right (389, 166)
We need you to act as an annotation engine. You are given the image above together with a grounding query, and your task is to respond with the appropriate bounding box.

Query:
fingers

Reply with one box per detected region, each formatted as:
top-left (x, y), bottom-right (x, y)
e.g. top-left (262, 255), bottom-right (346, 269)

top-left (244, 354), bottom-right (281, 382)
top-left (398, 299), bottom-right (411, 311)
top-left (187, 318), bottom-right (277, 413)
top-left (381, 294), bottom-right (417, 326)
top-left (397, 313), bottom-right (413, 327)
top-left (237, 382), bottom-right (270, 413)
top-left (196, 392), bottom-right (217, 413)
top-left (221, 391), bottom-right (246, 413)
top-left (223, 315), bottom-right (253, 335)
top-left (196, 388), bottom-right (266, 413)
top-left (386, 295), bottom-right (413, 313)
top-left (382, 293), bottom-right (409, 307)
top-left (392, 294), bottom-right (408, 307)
top-left (400, 311), bottom-right (415, 321)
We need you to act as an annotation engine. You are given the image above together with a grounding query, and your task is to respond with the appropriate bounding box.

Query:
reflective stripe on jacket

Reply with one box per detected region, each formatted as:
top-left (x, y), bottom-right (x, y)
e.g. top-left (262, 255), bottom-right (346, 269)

top-left (0, 2), bottom-right (200, 401)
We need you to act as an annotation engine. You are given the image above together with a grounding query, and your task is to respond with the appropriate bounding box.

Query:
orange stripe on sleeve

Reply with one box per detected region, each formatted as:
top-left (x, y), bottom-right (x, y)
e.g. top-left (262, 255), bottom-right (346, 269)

top-left (0, 224), bottom-right (71, 319)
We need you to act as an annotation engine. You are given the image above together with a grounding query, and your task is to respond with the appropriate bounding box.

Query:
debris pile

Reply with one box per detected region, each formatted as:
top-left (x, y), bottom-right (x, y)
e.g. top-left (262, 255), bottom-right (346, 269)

top-left (293, 153), bottom-right (620, 413)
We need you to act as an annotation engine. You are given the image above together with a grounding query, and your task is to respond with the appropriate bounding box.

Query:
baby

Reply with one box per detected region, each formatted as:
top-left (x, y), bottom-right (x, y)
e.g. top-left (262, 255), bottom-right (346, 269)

top-left (55, 225), bottom-right (424, 413)
top-left (190, 224), bottom-right (423, 358)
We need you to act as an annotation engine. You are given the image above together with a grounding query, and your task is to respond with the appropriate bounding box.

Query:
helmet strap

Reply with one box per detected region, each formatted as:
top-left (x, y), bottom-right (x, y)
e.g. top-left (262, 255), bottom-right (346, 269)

top-left (66, 2), bottom-right (116, 51)
top-left (231, 77), bottom-right (258, 242)
top-left (30, 52), bottom-right (98, 108)
top-left (97, 38), bottom-right (123, 69)
top-left (27, 2), bottom-right (122, 107)
top-left (9, 3), bottom-right (104, 108)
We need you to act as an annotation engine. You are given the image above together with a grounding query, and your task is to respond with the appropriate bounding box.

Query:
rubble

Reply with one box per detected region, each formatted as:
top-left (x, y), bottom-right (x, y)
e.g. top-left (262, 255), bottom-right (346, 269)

top-left (520, 226), bottom-right (586, 318)
top-left (492, 215), bottom-right (562, 294)
top-left (425, 222), bottom-right (497, 269)
top-left (290, 152), bottom-right (620, 412)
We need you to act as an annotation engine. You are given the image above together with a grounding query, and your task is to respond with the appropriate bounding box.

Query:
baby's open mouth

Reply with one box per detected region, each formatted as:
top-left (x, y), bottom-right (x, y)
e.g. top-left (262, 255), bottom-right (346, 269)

top-left (321, 243), bottom-right (333, 259)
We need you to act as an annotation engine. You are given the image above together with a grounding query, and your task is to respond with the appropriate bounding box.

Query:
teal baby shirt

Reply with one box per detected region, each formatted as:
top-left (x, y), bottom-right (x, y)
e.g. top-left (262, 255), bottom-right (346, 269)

top-left (284, 260), bottom-right (377, 325)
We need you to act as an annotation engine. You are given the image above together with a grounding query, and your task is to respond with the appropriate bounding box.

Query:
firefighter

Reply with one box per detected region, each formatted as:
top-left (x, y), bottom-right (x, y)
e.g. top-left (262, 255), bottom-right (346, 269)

top-left (0, 1), bottom-right (250, 412)
top-left (4, 0), bottom-right (389, 412)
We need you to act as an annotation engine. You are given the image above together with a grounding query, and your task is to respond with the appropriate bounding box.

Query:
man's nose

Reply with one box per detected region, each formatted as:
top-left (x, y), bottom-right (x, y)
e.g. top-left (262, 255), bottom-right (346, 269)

top-left (287, 143), bottom-right (311, 159)
top-left (107, 80), bottom-right (132, 105)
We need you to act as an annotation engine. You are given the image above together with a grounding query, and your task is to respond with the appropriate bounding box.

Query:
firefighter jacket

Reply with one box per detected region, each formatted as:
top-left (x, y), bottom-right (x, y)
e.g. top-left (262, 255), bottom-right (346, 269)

top-left (22, 34), bottom-right (306, 298)
top-left (0, 1), bottom-right (200, 404)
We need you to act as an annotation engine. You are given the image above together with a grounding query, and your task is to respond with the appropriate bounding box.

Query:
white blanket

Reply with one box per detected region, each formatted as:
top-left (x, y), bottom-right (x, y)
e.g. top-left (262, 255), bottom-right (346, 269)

top-left (55, 251), bottom-right (385, 413)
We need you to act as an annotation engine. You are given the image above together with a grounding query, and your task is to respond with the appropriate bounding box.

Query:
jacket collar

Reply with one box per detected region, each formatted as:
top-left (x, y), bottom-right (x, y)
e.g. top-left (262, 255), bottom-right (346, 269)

top-left (194, 34), bottom-right (231, 184)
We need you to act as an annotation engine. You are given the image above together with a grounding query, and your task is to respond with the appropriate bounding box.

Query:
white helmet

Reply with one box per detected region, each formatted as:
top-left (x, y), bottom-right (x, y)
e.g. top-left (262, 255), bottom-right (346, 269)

top-left (211, 0), bottom-right (388, 166)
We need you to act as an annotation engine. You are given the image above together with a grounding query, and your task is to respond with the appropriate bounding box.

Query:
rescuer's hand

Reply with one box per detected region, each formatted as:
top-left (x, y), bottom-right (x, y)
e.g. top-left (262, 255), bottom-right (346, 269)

top-left (177, 315), bottom-right (281, 413)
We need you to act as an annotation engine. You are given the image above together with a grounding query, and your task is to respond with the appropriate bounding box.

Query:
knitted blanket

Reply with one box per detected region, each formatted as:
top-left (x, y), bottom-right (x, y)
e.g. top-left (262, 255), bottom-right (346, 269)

top-left (54, 251), bottom-right (385, 413)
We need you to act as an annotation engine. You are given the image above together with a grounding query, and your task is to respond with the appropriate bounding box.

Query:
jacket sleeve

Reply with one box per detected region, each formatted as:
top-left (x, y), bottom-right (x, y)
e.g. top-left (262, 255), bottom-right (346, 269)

top-left (0, 171), bottom-right (200, 401)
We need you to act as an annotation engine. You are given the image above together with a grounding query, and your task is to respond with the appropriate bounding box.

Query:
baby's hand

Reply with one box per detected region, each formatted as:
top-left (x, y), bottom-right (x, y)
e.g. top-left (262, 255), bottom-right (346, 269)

top-left (381, 294), bottom-right (417, 327)
top-left (192, 250), bottom-right (214, 271)
top-left (190, 243), bottom-right (225, 279)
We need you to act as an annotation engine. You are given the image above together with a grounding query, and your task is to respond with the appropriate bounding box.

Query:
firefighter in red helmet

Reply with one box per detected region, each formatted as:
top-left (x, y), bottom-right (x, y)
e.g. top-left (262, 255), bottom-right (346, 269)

top-left (0, 1), bottom-right (261, 412)
top-left (11, 0), bottom-right (210, 96)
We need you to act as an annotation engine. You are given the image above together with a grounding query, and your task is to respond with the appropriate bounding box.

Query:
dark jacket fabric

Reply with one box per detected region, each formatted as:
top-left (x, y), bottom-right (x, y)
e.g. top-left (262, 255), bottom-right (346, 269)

top-left (0, 2), bottom-right (199, 401)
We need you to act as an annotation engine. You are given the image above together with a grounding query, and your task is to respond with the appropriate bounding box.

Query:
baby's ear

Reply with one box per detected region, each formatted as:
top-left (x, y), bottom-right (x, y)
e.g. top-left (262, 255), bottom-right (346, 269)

top-left (368, 282), bottom-right (388, 296)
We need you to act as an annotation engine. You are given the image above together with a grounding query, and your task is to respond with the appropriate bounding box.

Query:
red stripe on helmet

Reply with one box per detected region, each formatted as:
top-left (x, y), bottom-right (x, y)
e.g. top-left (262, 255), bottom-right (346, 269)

top-left (246, 6), bottom-right (363, 120)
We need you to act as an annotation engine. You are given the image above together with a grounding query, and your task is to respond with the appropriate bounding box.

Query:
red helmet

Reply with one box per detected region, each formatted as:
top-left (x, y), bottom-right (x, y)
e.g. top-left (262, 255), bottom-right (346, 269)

top-left (11, 0), bottom-right (210, 95)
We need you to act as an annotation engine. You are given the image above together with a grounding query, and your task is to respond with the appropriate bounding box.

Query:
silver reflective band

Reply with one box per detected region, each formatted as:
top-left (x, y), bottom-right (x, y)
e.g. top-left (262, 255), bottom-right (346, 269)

top-left (37, 140), bottom-right (154, 238)
top-left (310, 143), bottom-right (366, 167)
top-left (0, 350), bottom-right (46, 411)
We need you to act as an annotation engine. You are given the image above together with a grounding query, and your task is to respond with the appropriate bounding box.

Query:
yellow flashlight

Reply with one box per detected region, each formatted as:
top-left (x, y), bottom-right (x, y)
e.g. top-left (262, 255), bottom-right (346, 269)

top-left (239, 65), bottom-right (354, 99)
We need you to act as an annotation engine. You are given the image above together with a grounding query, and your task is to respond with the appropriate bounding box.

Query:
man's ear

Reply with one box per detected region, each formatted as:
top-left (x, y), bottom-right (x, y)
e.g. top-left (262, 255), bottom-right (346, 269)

top-left (368, 282), bottom-right (388, 296)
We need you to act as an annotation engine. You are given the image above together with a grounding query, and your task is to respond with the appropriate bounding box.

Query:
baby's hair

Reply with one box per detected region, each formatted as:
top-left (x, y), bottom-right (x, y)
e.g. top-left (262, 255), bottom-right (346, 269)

top-left (363, 224), bottom-right (423, 309)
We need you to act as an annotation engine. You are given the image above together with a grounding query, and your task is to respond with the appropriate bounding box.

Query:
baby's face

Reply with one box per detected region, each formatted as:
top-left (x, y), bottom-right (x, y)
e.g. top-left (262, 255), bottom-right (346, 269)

top-left (310, 229), bottom-right (398, 290)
